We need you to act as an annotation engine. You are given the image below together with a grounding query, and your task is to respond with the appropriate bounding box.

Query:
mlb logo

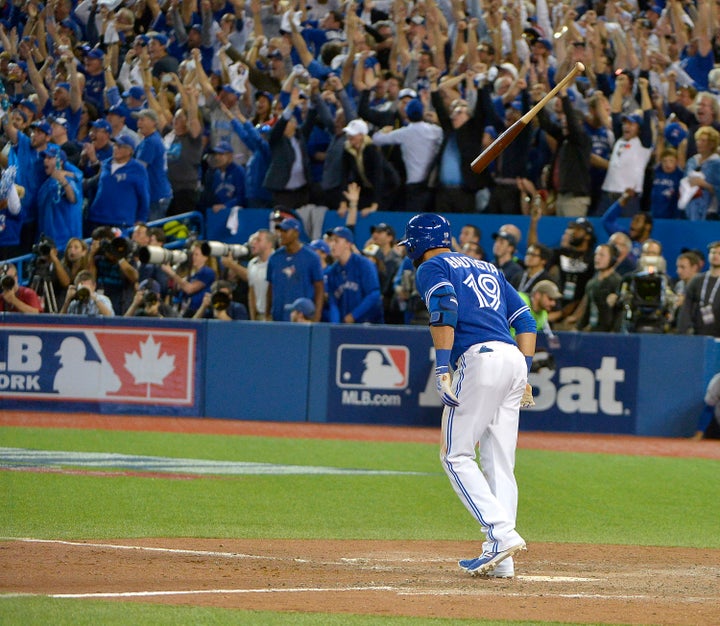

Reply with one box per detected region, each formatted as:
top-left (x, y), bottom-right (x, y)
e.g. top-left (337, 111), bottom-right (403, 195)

top-left (336, 344), bottom-right (409, 390)
top-left (0, 325), bottom-right (196, 405)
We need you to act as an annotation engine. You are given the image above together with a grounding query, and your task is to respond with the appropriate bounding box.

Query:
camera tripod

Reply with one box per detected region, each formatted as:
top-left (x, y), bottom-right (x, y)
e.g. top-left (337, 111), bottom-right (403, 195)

top-left (30, 266), bottom-right (58, 313)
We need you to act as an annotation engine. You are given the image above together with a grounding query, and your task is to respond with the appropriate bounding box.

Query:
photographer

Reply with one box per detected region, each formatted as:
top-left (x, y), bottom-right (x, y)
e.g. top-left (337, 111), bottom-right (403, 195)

top-left (87, 226), bottom-right (139, 315)
top-left (0, 263), bottom-right (42, 313)
top-left (60, 271), bottom-right (114, 317)
top-left (192, 280), bottom-right (249, 321)
top-left (124, 280), bottom-right (165, 318)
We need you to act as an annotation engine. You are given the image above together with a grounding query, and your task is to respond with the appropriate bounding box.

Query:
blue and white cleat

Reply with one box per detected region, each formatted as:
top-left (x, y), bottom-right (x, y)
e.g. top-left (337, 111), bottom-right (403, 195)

top-left (458, 542), bottom-right (526, 576)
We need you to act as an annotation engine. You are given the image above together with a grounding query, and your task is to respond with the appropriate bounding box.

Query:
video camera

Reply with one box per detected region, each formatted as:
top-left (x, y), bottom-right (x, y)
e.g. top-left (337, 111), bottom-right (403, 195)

top-left (621, 272), bottom-right (668, 333)
top-left (200, 241), bottom-right (249, 260)
top-left (98, 237), bottom-right (131, 260)
top-left (91, 226), bottom-right (133, 262)
top-left (138, 245), bottom-right (189, 266)
top-left (32, 234), bottom-right (55, 257)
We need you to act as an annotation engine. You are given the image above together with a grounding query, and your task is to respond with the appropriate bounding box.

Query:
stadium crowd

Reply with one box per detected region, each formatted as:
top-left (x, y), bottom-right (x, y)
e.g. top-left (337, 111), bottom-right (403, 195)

top-left (0, 0), bottom-right (718, 333)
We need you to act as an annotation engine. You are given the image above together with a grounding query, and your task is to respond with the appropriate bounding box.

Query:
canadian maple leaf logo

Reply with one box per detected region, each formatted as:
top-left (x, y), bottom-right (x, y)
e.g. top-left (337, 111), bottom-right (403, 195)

top-left (124, 335), bottom-right (176, 397)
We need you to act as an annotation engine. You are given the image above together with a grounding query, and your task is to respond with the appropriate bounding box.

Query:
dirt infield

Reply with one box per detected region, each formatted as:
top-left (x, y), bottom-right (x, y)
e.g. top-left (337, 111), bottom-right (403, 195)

top-left (3, 411), bottom-right (720, 625)
top-left (2, 538), bottom-right (719, 625)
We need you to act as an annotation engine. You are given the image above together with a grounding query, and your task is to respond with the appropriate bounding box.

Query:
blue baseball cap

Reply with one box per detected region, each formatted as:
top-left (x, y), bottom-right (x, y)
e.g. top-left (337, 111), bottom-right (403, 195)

top-left (150, 32), bottom-right (168, 47)
top-left (536, 38), bottom-right (552, 50)
top-left (483, 125), bottom-right (498, 140)
top-left (276, 217), bottom-right (302, 232)
top-left (123, 86), bottom-right (145, 100)
top-left (30, 120), bottom-right (52, 134)
top-left (254, 90), bottom-right (273, 102)
top-left (40, 144), bottom-right (66, 160)
top-left (664, 122), bottom-right (688, 147)
top-left (112, 134), bottom-right (137, 150)
top-left (133, 34), bottom-right (149, 46)
top-left (288, 297), bottom-right (315, 318)
top-left (85, 48), bottom-right (105, 60)
top-left (107, 103), bottom-right (130, 118)
top-left (222, 84), bottom-right (241, 97)
top-left (55, 82), bottom-right (71, 91)
top-left (210, 141), bottom-right (234, 154)
top-left (331, 226), bottom-right (354, 243)
top-left (91, 119), bottom-right (112, 133)
top-left (309, 239), bottom-right (331, 255)
top-left (18, 98), bottom-right (37, 114)
top-left (622, 113), bottom-right (643, 125)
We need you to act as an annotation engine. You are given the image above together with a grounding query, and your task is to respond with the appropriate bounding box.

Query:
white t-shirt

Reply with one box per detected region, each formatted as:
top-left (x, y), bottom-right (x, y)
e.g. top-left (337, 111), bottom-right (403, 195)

top-left (247, 256), bottom-right (269, 318)
top-left (602, 136), bottom-right (653, 194)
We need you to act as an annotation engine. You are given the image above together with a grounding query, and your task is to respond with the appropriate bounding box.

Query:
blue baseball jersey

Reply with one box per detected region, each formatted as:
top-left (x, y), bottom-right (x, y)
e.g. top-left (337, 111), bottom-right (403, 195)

top-left (650, 165), bottom-right (683, 219)
top-left (266, 245), bottom-right (323, 321)
top-left (415, 252), bottom-right (533, 366)
top-left (135, 131), bottom-right (172, 202)
top-left (326, 253), bottom-right (384, 324)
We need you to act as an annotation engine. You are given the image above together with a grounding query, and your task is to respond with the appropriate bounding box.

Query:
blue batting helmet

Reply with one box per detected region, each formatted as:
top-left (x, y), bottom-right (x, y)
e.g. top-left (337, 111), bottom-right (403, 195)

top-left (398, 213), bottom-right (452, 261)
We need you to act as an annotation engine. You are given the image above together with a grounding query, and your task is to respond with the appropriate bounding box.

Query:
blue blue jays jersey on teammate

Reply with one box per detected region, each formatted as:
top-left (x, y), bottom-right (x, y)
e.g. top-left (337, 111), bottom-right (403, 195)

top-left (326, 253), bottom-right (384, 323)
top-left (266, 245), bottom-right (323, 321)
top-left (415, 252), bottom-right (534, 366)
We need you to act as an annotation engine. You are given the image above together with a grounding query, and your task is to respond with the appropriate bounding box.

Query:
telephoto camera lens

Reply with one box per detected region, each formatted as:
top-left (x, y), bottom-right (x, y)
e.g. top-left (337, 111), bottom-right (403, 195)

top-left (1, 274), bottom-right (15, 290)
top-left (74, 286), bottom-right (90, 302)
top-left (211, 291), bottom-right (231, 311)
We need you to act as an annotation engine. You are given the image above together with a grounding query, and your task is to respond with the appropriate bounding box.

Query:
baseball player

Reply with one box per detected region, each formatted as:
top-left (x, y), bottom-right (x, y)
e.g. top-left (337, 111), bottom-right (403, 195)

top-left (399, 213), bottom-right (536, 578)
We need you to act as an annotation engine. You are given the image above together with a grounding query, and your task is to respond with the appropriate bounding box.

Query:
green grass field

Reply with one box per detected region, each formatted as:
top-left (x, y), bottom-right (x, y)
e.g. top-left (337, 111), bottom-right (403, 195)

top-left (2, 424), bottom-right (719, 625)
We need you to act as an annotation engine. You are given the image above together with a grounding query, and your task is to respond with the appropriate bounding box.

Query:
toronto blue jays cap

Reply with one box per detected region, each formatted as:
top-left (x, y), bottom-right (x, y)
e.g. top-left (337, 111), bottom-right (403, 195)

top-left (91, 119), bottom-right (112, 133)
top-left (209, 141), bottom-right (234, 154)
top-left (622, 113), bottom-right (643, 125)
top-left (30, 120), bottom-right (52, 134)
top-left (309, 239), bottom-right (331, 255)
top-left (276, 217), bottom-right (302, 232)
top-left (123, 86), bottom-right (145, 100)
top-left (331, 226), bottom-right (354, 243)
top-left (112, 134), bottom-right (137, 150)
top-left (288, 297), bottom-right (315, 318)
top-left (664, 122), bottom-right (688, 147)
top-left (40, 144), bottom-right (66, 160)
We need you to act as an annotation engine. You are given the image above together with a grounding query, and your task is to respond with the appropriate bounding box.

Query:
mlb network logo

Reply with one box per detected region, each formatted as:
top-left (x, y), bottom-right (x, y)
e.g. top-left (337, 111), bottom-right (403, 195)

top-left (335, 344), bottom-right (409, 390)
top-left (0, 325), bottom-right (196, 405)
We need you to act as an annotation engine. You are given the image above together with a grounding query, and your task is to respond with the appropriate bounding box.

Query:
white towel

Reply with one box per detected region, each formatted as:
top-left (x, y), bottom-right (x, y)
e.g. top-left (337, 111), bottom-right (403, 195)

top-left (226, 205), bottom-right (240, 235)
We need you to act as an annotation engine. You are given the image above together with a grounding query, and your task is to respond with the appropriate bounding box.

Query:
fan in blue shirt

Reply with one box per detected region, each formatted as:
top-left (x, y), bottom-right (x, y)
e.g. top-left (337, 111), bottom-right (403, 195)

top-left (326, 226), bottom-right (384, 324)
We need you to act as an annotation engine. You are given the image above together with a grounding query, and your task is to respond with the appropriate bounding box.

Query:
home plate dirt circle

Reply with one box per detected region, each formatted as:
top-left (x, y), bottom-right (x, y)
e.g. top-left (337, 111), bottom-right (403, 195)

top-left (2, 538), bottom-right (718, 625)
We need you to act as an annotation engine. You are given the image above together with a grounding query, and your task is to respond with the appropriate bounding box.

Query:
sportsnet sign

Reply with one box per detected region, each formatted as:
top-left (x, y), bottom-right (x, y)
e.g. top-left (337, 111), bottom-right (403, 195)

top-left (0, 323), bottom-right (197, 408)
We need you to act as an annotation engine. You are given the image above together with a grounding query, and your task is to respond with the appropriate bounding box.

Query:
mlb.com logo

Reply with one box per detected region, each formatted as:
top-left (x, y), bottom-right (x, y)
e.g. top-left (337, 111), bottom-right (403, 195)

top-left (336, 344), bottom-right (409, 390)
top-left (0, 325), bottom-right (195, 405)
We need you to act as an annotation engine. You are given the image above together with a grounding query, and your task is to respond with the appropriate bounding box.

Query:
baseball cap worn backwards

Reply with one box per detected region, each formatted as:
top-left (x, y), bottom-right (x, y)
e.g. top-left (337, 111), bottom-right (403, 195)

top-left (492, 230), bottom-right (518, 247)
top-left (532, 280), bottom-right (562, 299)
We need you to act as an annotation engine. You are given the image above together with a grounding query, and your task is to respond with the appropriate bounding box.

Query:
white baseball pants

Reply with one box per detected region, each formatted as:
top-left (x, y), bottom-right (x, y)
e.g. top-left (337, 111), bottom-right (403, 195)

top-left (440, 341), bottom-right (527, 553)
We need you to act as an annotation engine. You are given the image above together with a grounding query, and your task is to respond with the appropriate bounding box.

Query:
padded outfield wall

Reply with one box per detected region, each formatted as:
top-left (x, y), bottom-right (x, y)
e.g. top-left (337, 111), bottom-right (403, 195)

top-left (1, 313), bottom-right (717, 437)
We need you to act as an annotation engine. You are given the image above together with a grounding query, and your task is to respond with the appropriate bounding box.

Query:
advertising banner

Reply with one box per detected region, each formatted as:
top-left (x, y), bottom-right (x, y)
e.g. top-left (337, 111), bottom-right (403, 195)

top-left (317, 328), bottom-right (641, 433)
top-left (317, 326), bottom-right (443, 426)
top-left (0, 318), bottom-right (203, 415)
top-left (522, 333), bottom-right (640, 433)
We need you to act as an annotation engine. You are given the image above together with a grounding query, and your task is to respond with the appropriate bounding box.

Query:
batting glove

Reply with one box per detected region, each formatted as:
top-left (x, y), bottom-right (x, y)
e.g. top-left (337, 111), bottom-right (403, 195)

top-left (520, 383), bottom-right (535, 408)
top-left (435, 366), bottom-right (459, 407)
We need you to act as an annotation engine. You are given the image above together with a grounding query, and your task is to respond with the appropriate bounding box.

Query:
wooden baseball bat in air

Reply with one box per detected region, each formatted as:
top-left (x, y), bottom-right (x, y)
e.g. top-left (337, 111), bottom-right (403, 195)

top-left (470, 62), bottom-right (586, 174)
